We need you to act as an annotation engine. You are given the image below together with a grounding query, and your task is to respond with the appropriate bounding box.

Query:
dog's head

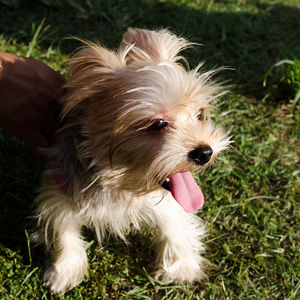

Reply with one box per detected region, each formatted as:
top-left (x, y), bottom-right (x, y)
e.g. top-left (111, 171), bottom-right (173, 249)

top-left (62, 28), bottom-right (230, 212)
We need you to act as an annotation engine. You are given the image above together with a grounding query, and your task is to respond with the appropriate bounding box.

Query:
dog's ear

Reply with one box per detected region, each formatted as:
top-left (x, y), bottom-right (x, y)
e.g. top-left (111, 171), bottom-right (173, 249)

top-left (68, 40), bottom-right (123, 75)
top-left (121, 28), bottom-right (191, 64)
top-left (62, 40), bottom-right (124, 117)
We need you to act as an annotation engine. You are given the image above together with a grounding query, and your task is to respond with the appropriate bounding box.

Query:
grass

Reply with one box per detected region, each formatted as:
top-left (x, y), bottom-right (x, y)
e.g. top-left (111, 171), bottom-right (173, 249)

top-left (264, 58), bottom-right (300, 113)
top-left (0, 0), bottom-right (299, 299)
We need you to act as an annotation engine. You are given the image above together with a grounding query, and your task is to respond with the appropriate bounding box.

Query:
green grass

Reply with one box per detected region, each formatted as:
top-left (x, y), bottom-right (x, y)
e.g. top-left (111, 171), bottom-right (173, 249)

top-left (264, 58), bottom-right (300, 113)
top-left (0, 0), bottom-right (299, 299)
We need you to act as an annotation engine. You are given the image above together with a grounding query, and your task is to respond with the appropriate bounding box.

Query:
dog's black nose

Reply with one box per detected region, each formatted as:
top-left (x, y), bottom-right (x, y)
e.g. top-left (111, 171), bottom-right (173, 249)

top-left (188, 145), bottom-right (213, 166)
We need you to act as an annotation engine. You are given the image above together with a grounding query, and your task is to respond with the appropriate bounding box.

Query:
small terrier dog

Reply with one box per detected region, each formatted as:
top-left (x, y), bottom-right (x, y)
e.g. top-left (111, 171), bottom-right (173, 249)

top-left (34, 28), bottom-right (230, 294)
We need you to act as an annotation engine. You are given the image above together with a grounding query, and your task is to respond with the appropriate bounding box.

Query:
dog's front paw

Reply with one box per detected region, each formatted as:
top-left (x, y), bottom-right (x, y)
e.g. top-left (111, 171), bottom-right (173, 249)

top-left (43, 261), bottom-right (88, 295)
top-left (154, 257), bottom-right (207, 283)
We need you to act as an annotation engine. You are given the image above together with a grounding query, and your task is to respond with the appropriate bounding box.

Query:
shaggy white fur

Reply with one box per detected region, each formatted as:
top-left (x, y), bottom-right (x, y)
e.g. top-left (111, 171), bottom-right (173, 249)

top-left (34, 28), bottom-right (230, 294)
top-left (36, 180), bottom-right (206, 294)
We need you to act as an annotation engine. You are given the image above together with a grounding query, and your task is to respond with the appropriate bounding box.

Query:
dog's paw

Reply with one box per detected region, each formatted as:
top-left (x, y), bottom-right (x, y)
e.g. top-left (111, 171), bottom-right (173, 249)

top-left (154, 257), bottom-right (207, 283)
top-left (43, 261), bottom-right (88, 295)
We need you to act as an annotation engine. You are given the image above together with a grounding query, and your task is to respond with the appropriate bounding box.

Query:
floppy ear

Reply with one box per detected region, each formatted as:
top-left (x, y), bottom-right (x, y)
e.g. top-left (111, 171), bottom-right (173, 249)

top-left (62, 40), bottom-right (124, 117)
top-left (121, 28), bottom-right (191, 64)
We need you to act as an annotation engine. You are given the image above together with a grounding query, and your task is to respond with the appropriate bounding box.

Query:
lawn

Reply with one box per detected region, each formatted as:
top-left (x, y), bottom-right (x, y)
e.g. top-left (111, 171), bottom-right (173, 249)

top-left (0, 0), bottom-right (299, 299)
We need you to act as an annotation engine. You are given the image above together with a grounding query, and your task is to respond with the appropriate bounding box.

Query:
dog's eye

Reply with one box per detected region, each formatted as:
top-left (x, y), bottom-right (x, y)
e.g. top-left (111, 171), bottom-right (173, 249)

top-left (196, 109), bottom-right (204, 121)
top-left (149, 119), bottom-right (168, 131)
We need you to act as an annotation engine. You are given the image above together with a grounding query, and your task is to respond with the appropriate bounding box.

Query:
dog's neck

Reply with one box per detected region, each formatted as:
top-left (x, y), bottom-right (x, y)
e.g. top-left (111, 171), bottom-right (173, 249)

top-left (48, 112), bottom-right (98, 196)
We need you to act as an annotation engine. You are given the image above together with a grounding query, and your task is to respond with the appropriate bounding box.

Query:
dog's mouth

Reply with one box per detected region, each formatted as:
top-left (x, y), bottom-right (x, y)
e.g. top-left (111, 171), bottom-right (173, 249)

top-left (160, 171), bottom-right (204, 213)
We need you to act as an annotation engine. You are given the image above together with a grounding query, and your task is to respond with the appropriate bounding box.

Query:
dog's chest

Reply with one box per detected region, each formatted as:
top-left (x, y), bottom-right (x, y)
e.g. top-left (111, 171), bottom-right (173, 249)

top-left (82, 189), bottom-right (165, 240)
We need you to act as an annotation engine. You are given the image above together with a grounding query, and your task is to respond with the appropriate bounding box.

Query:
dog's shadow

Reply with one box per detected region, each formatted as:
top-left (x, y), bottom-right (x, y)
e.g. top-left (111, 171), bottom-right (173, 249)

top-left (0, 131), bottom-right (41, 253)
top-left (85, 228), bottom-right (156, 280)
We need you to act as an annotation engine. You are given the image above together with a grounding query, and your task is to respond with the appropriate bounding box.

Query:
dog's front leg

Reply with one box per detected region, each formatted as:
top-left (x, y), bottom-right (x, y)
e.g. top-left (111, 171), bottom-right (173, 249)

top-left (151, 194), bottom-right (207, 283)
top-left (42, 210), bottom-right (88, 294)
top-left (35, 189), bottom-right (88, 294)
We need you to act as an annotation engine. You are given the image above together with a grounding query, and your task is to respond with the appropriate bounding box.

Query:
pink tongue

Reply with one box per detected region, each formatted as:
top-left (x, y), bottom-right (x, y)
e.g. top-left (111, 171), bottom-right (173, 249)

top-left (169, 171), bottom-right (204, 213)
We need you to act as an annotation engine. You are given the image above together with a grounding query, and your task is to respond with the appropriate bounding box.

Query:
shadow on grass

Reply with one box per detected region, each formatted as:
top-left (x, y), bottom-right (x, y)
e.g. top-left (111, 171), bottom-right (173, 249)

top-left (0, 0), bottom-right (299, 98)
top-left (0, 131), bottom-right (40, 251)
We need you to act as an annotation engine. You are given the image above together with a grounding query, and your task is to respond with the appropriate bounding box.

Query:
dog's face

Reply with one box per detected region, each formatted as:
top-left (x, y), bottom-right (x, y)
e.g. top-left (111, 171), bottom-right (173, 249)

top-left (62, 29), bottom-right (230, 212)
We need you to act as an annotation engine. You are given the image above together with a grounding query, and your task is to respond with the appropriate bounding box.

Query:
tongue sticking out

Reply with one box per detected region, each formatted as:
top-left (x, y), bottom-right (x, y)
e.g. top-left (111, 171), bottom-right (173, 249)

top-left (169, 171), bottom-right (204, 213)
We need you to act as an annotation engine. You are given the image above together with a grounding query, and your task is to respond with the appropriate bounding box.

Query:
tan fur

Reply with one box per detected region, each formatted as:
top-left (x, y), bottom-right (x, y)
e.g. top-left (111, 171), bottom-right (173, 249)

top-left (34, 28), bottom-right (230, 295)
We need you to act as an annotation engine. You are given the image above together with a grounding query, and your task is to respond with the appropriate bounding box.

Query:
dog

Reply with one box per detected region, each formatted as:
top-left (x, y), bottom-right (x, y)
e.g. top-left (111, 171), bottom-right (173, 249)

top-left (33, 28), bottom-right (230, 294)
